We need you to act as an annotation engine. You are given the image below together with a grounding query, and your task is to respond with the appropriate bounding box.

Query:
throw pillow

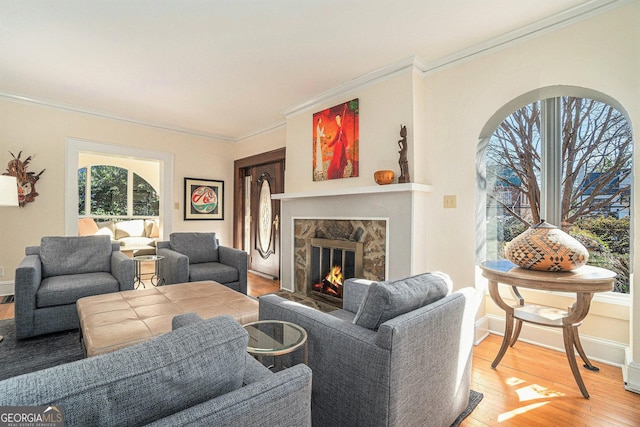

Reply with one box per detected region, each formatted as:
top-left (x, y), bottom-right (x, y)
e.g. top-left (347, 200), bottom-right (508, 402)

top-left (115, 219), bottom-right (146, 239)
top-left (353, 272), bottom-right (452, 331)
top-left (77, 218), bottom-right (99, 236)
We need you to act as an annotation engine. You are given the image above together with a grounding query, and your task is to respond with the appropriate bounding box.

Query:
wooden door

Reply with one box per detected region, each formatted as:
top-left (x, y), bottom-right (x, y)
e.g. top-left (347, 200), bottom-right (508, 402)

top-left (247, 161), bottom-right (284, 278)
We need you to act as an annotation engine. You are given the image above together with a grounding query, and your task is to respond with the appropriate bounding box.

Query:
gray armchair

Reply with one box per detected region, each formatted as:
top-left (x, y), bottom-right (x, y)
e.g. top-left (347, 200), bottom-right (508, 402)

top-left (157, 232), bottom-right (248, 294)
top-left (259, 272), bottom-right (479, 427)
top-left (15, 235), bottom-right (134, 339)
top-left (0, 314), bottom-right (312, 427)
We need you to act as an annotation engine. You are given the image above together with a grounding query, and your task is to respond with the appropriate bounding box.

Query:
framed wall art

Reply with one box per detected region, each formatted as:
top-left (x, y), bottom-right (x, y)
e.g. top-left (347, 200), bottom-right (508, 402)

top-left (184, 177), bottom-right (224, 220)
top-left (313, 98), bottom-right (359, 181)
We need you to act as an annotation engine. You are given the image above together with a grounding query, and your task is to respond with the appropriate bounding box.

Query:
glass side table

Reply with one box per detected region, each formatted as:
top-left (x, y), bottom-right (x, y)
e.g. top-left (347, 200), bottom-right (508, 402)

top-left (133, 255), bottom-right (165, 289)
top-left (243, 320), bottom-right (308, 370)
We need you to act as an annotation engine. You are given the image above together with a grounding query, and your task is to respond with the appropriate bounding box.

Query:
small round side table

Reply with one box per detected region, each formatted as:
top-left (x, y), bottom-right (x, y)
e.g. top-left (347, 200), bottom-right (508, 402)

top-left (133, 255), bottom-right (165, 288)
top-left (243, 320), bottom-right (308, 370)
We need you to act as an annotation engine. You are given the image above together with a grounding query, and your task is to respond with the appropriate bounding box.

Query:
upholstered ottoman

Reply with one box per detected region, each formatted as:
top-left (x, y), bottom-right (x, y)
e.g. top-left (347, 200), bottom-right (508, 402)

top-left (76, 280), bottom-right (258, 356)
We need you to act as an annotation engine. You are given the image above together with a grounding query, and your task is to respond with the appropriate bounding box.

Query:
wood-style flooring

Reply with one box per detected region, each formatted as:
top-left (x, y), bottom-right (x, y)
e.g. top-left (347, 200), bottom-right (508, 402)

top-left (1, 273), bottom-right (638, 425)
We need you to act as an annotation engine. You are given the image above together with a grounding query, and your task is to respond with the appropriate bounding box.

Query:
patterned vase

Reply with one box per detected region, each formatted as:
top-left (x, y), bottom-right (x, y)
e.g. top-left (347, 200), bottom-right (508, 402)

top-left (504, 220), bottom-right (589, 272)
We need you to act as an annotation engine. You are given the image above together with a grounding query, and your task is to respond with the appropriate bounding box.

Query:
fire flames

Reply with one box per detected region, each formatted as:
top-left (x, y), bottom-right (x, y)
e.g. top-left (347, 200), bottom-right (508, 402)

top-left (312, 266), bottom-right (344, 297)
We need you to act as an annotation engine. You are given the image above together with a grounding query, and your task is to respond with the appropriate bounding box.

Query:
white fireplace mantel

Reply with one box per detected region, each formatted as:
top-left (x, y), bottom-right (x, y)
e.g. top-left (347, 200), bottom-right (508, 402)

top-left (276, 182), bottom-right (433, 292)
top-left (272, 183), bottom-right (432, 201)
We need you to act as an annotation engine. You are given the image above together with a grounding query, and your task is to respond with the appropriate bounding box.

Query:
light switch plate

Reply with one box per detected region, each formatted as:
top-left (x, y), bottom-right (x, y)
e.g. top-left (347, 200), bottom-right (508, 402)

top-left (443, 195), bottom-right (457, 209)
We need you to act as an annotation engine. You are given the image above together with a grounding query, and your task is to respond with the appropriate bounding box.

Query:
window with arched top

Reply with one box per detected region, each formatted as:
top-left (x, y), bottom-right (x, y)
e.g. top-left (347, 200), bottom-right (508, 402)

top-left (478, 94), bottom-right (632, 293)
top-left (78, 165), bottom-right (159, 217)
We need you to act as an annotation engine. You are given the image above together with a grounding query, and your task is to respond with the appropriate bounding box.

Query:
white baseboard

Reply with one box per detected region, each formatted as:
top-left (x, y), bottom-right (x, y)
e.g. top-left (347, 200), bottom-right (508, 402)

top-left (474, 315), bottom-right (489, 346)
top-left (483, 313), bottom-right (627, 367)
top-left (0, 280), bottom-right (14, 297)
top-left (623, 347), bottom-right (640, 394)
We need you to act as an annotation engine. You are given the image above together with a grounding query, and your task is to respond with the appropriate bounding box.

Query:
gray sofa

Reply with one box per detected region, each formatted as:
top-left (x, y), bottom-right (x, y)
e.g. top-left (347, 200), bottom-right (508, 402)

top-left (259, 272), bottom-right (479, 427)
top-left (157, 232), bottom-right (248, 294)
top-left (0, 314), bottom-right (313, 427)
top-left (78, 218), bottom-right (160, 256)
top-left (14, 235), bottom-right (134, 339)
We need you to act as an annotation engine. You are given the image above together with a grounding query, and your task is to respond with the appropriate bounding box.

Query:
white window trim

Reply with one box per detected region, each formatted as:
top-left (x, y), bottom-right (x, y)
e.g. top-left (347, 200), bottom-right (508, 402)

top-left (65, 138), bottom-right (174, 238)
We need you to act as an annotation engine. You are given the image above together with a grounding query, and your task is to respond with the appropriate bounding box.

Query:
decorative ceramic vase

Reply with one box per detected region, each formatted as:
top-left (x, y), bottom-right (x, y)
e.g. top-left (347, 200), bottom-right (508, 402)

top-left (504, 220), bottom-right (589, 272)
top-left (374, 170), bottom-right (394, 185)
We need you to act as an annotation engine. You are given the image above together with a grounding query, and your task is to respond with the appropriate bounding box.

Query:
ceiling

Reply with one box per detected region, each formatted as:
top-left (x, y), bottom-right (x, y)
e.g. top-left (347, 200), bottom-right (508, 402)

top-left (0, 0), bottom-right (626, 142)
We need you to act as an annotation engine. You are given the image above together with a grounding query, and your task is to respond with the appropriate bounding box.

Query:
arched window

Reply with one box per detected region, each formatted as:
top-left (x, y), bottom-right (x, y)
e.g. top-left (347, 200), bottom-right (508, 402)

top-left (478, 95), bottom-right (632, 293)
top-left (78, 165), bottom-right (159, 218)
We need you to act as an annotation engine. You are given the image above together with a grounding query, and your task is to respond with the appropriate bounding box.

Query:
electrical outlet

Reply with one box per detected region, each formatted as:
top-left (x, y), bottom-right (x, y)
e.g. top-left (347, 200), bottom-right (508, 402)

top-left (174, 202), bottom-right (180, 210)
top-left (443, 195), bottom-right (457, 209)
top-left (0, 267), bottom-right (4, 277)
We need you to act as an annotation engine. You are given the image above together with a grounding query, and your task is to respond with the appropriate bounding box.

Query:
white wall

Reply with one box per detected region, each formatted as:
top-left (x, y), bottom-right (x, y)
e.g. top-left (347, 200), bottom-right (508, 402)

top-left (0, 97), bottom-right (237, 284)
top-left (284, 67), bottom-right (417, 193)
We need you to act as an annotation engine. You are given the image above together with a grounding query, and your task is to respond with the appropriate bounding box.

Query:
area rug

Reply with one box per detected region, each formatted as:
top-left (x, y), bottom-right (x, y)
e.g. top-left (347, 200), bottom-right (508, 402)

top-left (0, 319), bottom-right (84, 381)
top-left (452, 389), bottom-right (483, 426)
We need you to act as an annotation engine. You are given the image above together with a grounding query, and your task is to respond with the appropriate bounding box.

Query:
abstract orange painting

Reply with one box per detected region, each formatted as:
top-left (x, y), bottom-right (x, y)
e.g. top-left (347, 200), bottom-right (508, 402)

top-left (313, 98), bottom-right (359, 181)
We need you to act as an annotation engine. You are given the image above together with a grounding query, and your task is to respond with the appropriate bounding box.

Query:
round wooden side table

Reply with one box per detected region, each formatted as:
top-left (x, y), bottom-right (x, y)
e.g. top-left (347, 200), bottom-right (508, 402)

top-left (480, 260), bottom-right (616, 399)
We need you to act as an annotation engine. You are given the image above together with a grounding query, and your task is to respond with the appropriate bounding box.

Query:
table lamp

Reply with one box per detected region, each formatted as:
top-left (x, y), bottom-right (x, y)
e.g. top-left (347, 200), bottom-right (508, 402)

top-left (0, 175), bottom-right (19, 342)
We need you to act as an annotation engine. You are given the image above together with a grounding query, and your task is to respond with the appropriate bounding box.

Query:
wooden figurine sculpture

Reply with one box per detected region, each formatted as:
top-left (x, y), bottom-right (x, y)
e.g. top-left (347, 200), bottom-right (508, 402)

top-left (398, 125), bottom-right (411, 183)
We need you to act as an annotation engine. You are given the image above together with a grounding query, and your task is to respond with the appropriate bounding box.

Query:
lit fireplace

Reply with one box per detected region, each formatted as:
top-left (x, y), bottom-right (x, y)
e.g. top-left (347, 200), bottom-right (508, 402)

top-left (312, 265), bottom-right (344, 297)
top-left (306, 238), bottom-right (363, 304)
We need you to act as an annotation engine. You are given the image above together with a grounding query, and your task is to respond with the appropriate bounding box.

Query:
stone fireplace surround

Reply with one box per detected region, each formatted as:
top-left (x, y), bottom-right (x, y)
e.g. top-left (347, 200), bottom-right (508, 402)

top-left (295, 219), bottom-right (387, 297)
top-left (274, 183), bottom-right (432, 294)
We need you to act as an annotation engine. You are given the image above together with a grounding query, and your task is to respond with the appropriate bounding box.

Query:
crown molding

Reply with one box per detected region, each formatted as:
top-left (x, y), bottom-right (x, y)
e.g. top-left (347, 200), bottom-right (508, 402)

top-left (280, 55), bottom-right (427, 118)
top-left (0, 91), bottom-right (236, 142)
top-left (233, 120), bottom-right (287, 143)
top-left (281, 0), bottom-right (630, 117)
top-left (422, 0), bottom-right (631, 74)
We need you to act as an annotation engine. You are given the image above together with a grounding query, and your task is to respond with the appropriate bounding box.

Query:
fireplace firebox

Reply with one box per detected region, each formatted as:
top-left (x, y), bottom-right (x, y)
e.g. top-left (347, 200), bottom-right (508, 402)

top-left (306, 238), bottom-right (363, 304)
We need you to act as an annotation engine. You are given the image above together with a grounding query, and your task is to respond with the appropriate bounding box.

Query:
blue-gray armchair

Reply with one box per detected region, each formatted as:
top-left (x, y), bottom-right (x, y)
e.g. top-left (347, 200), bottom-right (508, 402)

top-left (0, 314), bottom-right (312, 427)
top-left (157, 232), bottom-right (248, 294)
top-left (14, 235), bottom-right (134, 339)
top-left (259, 272), bottom-right (479, 427)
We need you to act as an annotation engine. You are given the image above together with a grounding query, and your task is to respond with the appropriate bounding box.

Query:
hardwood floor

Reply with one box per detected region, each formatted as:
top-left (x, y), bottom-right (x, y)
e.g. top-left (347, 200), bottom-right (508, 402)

top-left (1, 275), bottom-right (638, 426)
top-left (462, 334), bottom-right (640, 426)
top-left (247, 271), bottom-right (280, 297)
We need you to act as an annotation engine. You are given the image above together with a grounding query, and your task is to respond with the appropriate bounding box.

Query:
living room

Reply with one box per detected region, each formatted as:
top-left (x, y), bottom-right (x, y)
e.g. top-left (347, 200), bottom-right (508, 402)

top-left (0, 1), bottom-right (639, 425)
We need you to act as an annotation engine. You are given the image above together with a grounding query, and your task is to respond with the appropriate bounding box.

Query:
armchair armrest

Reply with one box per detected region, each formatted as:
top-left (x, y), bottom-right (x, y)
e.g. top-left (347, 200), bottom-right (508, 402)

top-left (147, 363), bottom-right (312, 427)
top-left (342, 278), bottom-right (374, 313)
top-left (157, 246), bottom-right (189, 285)
top-left (219, 245), bottom-right (248, 294)
top-left (14, 255), bottom-right (42, 339)
top-left (111, 251), bottom-right (134, 291)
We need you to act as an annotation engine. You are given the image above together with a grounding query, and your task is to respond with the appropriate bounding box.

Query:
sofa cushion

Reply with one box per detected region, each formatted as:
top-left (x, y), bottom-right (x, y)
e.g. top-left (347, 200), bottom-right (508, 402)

top-left (170, 232), bottom-right (219, 264)
top-left (77, 218), bottom-right (99, 236)
top-left (118, 236), bottom-right (156, 248)
top-left (353, 272), bottom-right (452, 331)
top-left (95, 220), bottom-right (116, 239)
top-left (37, 272), bottom-right (121, 308)
top-left (145, 219), bottom-right (160, 238)
top-left (40, 235), bottom-right (112, 278)
top-left (115, 219), bottom-right (146, 239)
top-left (0, 315), bottom-right (249, 426)
top-left (189, 262), bottom-right (238, 283)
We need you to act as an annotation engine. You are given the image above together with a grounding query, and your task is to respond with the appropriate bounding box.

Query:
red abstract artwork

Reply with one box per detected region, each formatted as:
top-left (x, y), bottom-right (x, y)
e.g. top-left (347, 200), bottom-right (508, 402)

top-left (313, 98), bottom-right (359, 181)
